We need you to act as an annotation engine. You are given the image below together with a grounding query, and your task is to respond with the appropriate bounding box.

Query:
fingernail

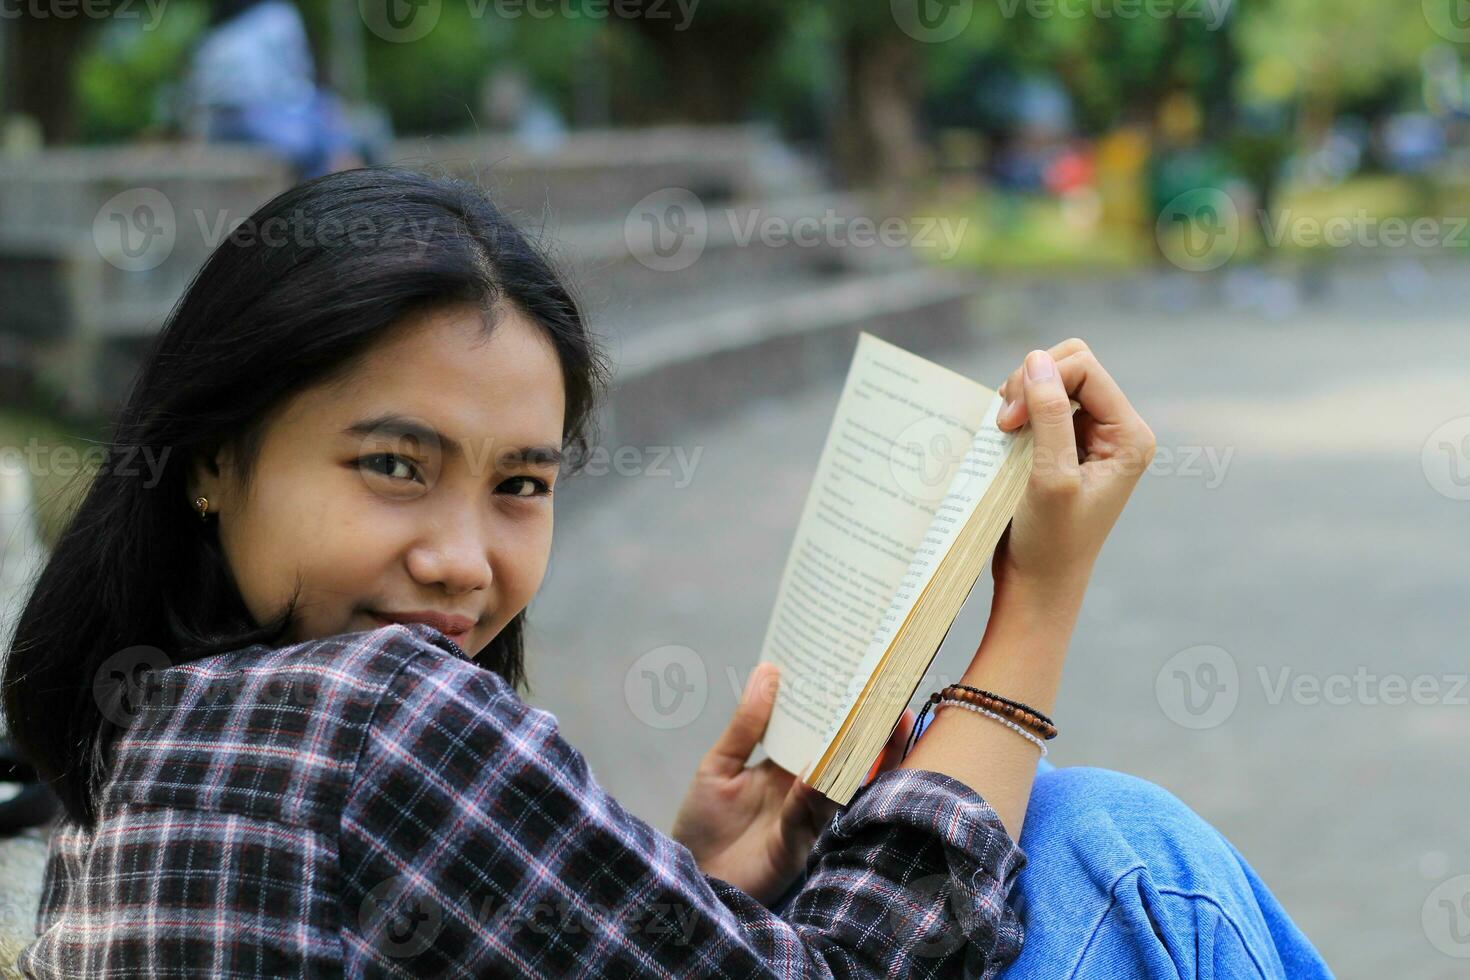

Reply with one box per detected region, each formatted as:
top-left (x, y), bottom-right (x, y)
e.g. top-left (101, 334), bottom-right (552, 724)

top-left (999, 397), bottom-right (1011, 420)
top-left (1025, 350), bottom-right (1055, 382)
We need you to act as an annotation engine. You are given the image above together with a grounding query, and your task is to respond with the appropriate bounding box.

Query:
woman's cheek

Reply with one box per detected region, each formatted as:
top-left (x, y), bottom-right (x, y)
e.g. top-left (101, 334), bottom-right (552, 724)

top-left (506, 511), bottom-right (554, 596)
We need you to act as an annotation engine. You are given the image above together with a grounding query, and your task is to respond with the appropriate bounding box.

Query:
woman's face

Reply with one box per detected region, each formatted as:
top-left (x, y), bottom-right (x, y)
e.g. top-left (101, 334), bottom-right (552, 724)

top-left (188, 302), bottom-right (566, 657)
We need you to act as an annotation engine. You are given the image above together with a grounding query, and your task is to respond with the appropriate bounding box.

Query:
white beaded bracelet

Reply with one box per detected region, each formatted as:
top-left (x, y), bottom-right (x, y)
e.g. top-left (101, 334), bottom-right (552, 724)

top-left (937, 697), bottom-right (1048, 757)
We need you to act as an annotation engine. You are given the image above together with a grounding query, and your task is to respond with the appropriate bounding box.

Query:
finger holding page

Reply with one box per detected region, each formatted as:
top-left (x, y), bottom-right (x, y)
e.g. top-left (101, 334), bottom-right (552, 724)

top-left (1015, 350), bottom-right (1081, 490)
top-left (997, 336), bottom-right (1091, 415)
top-left (998, 347), bottom-right (1138, 434)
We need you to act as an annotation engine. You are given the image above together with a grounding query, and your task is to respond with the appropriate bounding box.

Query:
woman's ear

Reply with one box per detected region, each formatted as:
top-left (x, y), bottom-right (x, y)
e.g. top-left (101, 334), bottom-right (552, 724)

top-left (186, 443), bottom-right (234, 514)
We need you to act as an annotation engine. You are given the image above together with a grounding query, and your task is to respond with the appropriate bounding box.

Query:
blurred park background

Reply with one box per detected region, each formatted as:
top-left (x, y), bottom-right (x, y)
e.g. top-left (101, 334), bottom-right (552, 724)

top-left (3, 0), bottom-right (1470, 976)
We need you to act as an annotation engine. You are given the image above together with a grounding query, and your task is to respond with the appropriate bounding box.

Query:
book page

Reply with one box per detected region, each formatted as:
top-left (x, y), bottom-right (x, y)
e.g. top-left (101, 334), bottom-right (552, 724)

top-left (759, 333), bottom-right (993, 779)
top-left (811, 392), bottom-right (1010, 748)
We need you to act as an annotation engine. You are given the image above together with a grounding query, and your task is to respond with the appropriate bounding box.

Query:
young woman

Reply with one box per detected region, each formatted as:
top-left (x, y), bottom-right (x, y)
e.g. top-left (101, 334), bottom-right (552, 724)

top-left (2, 168), bottom-right (1331, 977)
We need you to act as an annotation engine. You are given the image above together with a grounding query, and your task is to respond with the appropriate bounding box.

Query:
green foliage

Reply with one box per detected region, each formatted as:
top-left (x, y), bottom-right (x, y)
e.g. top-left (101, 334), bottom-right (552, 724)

top-left (47, 0), bottom-right (1456, 163)
top-left (1237, 0), bottom-right (1437, 106)
top-left (359, 6), bottom-right (611, 133)
top-left (73, 3), bottom-right (208, 142)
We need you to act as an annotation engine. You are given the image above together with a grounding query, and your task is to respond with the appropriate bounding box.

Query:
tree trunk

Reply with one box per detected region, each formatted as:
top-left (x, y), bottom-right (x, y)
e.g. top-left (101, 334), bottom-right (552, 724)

top-left (2, 14), bottom-right (92, 143)
top-left (623, 14), bottom-right (780, 125)
top-left (832, 31), bottom-right (925, 192)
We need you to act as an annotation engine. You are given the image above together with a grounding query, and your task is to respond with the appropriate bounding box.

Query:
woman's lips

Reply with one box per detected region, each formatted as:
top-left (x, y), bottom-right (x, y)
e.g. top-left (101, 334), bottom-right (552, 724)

top-left (369, 611), bottom-right (473, 642)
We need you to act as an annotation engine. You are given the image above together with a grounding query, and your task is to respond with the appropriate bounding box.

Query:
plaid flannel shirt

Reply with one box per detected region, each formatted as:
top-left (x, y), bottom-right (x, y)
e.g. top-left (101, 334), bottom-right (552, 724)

top-left (19, 622), bottom-right (1025, 978)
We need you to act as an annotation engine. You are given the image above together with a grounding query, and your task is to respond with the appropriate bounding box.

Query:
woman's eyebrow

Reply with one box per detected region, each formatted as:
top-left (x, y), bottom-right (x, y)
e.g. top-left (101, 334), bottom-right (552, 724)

top-left (343, 414), bottom-right (562, 468)
top-left (496, 445), bottom-right (564, 468)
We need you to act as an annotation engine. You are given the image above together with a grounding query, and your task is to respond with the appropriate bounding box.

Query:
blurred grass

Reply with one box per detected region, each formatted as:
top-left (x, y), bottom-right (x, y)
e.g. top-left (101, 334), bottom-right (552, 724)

top-left (1250, 175), bottom-right (1469, 260)
top-left (923, 189), bottom-right (1144, 270)
top-left (925, 174), bottom-right (1470, 272)
top-left (1273, 174), bottom-right (1440, 226)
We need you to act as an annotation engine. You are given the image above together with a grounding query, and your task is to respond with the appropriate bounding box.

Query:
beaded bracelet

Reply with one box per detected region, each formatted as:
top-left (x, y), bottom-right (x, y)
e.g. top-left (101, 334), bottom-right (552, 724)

top-left (945, 684), bottom-right (1055, 732)
top-left (902, 686), bottom-right (1059, 760)
top-left (941, 686), bottom-right (1057, 741)
top-left (937, 697), bottom-right (1048, 756)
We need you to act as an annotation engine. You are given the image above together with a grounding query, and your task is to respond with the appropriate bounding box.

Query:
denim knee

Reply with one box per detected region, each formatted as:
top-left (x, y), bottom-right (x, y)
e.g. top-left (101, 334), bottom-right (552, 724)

top-left (999, 766), bottom-right (1331, 979)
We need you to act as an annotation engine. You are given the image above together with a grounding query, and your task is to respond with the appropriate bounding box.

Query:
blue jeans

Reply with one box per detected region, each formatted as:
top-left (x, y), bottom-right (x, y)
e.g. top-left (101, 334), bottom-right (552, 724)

top-left (772, 760), bottom-right (1332, 978)
top-left (1000, 759), bottom-right (1332, 978)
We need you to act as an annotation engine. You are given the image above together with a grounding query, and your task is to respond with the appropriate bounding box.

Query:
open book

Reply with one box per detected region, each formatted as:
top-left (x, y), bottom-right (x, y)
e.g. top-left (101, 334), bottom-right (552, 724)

top-left (757, 332), bottom-right (1076, 805)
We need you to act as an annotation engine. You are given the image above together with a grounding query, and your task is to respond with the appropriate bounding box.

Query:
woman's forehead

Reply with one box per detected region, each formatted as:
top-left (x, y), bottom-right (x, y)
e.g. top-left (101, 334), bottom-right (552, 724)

top-left (285, 306), bottom-right (566, 447)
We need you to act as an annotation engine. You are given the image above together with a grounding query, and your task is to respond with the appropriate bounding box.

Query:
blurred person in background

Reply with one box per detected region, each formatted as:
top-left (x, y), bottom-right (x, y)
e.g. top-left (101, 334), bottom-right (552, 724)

top-left (180, 0), bottom-right (365, 180)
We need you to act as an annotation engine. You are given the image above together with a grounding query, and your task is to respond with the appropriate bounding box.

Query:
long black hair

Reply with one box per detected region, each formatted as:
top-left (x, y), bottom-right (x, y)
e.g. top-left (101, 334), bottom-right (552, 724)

top-left (1, 167), bottom-right (610, 829)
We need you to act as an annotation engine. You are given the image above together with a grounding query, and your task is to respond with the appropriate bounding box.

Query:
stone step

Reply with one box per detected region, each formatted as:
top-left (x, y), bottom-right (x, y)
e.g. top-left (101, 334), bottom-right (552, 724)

top-left (559, 191), bottom-right (924, 334)
top-left (0, 145), bottom-right (290, 241)
top-left (386, 124), bottom-right (825, 224)
top-left (555, 266), bottom-right (983, 514)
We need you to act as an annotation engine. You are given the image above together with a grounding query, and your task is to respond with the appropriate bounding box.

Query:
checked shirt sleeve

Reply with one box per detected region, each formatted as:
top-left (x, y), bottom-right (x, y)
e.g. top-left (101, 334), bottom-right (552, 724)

top-left (337, 644), bottom-right (1026, 978)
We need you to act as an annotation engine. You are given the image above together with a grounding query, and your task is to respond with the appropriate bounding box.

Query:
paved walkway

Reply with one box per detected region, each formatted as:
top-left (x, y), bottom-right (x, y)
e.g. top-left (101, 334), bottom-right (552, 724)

top-left (526, 275), bottom-right (1470, 979)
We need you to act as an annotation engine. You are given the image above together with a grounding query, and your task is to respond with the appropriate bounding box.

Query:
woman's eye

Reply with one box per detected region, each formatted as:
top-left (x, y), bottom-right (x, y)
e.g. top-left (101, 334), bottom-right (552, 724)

top-left (500, 476), bottom-right (552, 498)
top-left (358, 453), bottom-right (421, 482)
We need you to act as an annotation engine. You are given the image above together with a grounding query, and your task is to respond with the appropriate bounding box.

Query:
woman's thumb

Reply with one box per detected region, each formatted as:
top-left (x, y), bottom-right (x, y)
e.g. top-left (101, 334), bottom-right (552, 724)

top-left (1020, 349), bottom-right (1080, 493)
top-left (704, 663), bottom-right (779, 777)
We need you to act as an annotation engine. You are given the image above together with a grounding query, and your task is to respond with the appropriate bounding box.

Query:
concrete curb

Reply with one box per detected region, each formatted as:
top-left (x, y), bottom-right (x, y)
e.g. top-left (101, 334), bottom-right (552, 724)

top-left (556, 266), bottom-right (983, 513)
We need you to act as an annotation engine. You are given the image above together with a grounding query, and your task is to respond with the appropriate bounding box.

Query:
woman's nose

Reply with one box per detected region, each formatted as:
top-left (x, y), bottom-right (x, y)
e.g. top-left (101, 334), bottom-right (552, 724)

top-left (405, 523), bottom-right (492, 595)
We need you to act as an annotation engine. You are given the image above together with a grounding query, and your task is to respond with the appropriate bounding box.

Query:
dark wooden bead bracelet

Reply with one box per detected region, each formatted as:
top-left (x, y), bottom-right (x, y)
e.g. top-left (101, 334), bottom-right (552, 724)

top-left (941, 686), bottom-right (1058, 741)
top-left (902, 685), bottom-right (1059, 760)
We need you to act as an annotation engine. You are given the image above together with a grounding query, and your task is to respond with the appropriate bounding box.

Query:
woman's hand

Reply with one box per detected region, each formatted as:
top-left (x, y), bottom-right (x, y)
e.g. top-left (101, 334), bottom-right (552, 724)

top-left (671, 662), bottom-right (914, 906)
top-left (991, 338), bottom-right (1156, 607)
top-left (899, 338), bottom-right (1155, 837)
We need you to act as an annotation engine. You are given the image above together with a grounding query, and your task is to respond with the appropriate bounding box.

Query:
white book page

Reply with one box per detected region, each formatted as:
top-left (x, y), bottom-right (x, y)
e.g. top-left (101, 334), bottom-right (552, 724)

top-left (759, 333), bottom-right (992, 779)
top-left (812, 392), bottom-right (1011, 750)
